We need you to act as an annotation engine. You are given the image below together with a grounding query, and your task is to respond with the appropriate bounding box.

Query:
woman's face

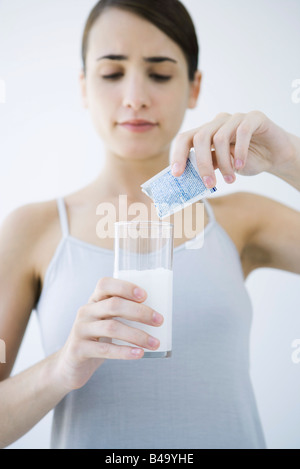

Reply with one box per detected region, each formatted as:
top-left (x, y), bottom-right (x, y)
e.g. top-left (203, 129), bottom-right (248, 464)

top-left (80, 8), bottom-right (201, 160)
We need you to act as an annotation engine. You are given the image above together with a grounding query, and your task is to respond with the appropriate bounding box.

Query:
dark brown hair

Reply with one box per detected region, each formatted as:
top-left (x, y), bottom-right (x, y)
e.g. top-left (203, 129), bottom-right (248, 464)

top-left (81, 0), bottom-right (199, 81)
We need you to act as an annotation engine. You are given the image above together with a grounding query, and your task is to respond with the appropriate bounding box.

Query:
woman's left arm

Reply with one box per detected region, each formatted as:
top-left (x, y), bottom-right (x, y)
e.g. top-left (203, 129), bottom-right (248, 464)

top-left (171, 111), bottom-right (300, 191)
top-left (268, 132), bottom-right (300, 191)
top-left (171, 111), bottom-right (300, 275)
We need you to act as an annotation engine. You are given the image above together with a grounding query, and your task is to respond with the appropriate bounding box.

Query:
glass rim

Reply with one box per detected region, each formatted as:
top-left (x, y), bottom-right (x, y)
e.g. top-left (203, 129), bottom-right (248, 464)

top-left (114, 221), bottom-right (174, 228)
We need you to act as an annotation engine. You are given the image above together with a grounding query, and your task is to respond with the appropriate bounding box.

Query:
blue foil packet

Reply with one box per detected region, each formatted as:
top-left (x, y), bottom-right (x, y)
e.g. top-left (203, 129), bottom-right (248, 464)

top-left (141, 149), bottom-right (217, 219)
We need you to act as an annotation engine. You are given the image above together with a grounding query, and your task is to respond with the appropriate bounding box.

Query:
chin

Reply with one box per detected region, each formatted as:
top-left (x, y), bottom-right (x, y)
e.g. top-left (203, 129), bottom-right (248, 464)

top-left (113, 142), bottom-right (164, 160)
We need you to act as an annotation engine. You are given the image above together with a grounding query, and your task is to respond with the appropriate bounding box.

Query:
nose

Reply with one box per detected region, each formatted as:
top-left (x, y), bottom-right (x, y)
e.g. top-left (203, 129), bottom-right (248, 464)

top-left (122, 73), bottom-right (151, 110)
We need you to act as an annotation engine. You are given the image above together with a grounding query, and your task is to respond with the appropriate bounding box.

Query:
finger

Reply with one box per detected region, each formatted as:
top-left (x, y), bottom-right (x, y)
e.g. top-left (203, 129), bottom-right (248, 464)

top-left (234, 111), bottom-right (266, 171)
top-left (192, 113), bottom-right (232, 187)
top-left (81, 319), bottom-right (160, 351)
top-left (88, 296), bottom-right (164, 326)
top-left (88, 277), bottom-right (148, 304)
top-left (210, 149), bottom-right (219, 170)
top-left (171, 128), bottom-right (199, 177)
top-left (212, 113), bottom-right (245, 183)
top-left (81, 339), bottom-right (145, 360)
top-left (171, 114), bottom-right (231, 179)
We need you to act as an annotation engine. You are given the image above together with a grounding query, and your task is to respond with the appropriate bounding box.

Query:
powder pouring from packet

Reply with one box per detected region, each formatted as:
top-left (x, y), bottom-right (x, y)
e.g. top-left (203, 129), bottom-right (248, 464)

top-left (141, 149), bottom-right (217, 219)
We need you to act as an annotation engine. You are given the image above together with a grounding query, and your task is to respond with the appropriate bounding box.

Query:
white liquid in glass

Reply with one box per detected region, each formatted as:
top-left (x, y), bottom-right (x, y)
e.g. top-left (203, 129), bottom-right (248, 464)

top-left (113, 268), bottom-right (173, 355)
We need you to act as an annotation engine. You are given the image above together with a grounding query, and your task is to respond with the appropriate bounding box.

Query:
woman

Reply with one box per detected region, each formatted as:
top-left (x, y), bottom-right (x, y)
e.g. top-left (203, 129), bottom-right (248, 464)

top-left (0, 0), bottom-right (299, 449)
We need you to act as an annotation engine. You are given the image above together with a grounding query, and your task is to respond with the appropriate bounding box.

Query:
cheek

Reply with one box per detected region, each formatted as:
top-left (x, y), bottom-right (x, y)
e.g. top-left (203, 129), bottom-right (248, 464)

top-left (158, 79), bottom-right (189, 111)
top-left (156, 86), bottom-right (189, 132)
top-left (87, 83), bottom-right (119, 125)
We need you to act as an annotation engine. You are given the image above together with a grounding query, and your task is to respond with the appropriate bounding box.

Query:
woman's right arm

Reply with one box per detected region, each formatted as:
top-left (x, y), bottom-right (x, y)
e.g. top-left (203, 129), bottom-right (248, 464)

top-left (0, 204), bottom-right (69, 448)
top-left (0, 204), bottom-right (163, 448)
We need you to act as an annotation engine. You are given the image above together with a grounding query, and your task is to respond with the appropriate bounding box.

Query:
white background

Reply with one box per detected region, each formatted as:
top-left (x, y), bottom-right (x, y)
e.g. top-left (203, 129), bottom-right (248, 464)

top-left (0, 0), bottom-right (300, 449)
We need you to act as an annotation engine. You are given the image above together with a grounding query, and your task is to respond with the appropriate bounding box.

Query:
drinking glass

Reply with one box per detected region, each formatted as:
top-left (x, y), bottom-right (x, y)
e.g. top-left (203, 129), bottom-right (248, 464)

top-left (113, 221), bottom-right (174, 358)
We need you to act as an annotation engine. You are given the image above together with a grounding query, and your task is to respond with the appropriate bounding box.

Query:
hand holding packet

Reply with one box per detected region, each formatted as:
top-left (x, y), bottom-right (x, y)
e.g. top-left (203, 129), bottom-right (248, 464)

top-left (141, 149), bottom-right (217, 219)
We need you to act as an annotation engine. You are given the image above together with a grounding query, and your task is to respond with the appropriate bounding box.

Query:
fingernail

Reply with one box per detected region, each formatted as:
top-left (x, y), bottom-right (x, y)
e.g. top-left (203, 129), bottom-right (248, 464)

top-left (235, 159), bottom-right (244, 170)
top-left (152, 311), bottom-right (164, 325)
top-left (202, 176), bottom-right (214, 188)
top-left (148, 336), bottom-right (160, 349)
top-left (134, 287), bottom-right (146, 299)
top-left (224, 175), bottom-right (235, 184)
top-left (172, 162), bottom-right (181, 176)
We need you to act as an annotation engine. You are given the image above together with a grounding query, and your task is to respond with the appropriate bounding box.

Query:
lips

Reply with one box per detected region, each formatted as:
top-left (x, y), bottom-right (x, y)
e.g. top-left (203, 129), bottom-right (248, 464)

top-left (118, 119), bottom-right (158, 133)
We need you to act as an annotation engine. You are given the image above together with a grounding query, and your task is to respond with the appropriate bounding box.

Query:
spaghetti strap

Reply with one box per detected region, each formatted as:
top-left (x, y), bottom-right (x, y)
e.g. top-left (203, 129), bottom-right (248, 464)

top-left (56, 198), bottom-right (69, 238)
top-left (203, 198), bottom-right (216, 224)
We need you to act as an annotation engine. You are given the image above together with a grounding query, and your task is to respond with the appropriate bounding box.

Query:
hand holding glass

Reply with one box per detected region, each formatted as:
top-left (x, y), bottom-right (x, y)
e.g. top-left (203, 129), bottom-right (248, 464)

top-left (113, 221), bottom-right (174, 358)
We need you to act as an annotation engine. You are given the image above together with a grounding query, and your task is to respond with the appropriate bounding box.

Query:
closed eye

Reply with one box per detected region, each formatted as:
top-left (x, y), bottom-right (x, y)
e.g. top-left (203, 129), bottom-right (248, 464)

top-left (101, 73), bottom-right (123, 80)
top-left (101, 73), bottom-right (172, 82)
top-left (150, 74), bottom-right (172, 82)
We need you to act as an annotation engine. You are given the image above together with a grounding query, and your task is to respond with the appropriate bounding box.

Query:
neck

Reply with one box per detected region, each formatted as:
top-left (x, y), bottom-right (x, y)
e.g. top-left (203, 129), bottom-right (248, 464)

top-left (92, 147), bottom-right (171, 201)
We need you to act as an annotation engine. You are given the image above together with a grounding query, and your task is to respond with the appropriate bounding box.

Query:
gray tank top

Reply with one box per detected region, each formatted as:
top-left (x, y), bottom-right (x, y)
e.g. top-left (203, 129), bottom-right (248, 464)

top-left (35, 198), bottom-right (266, 449)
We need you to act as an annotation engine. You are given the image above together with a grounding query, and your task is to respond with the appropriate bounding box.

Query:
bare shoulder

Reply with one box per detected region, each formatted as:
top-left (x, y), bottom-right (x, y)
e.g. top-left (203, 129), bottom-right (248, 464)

top-left (208, 191), bottom-right (262, 251)
top-left (1, 199), bottom-right (58, 236)
top-left (0, 200), bottom-right (61, 378)
top-left (0, 199), bottom-right (60, 251)
top-left (208, 191), bottom-right (276, 278)
top-left (209, 189), bottom-right (297, 233)
top-left (0, 199), bottom-right (61, 289)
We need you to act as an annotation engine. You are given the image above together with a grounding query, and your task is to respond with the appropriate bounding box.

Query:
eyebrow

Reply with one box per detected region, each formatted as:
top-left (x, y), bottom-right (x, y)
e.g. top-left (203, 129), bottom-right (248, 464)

top-left (97, 54), bottom-right (178, 64)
